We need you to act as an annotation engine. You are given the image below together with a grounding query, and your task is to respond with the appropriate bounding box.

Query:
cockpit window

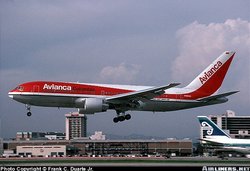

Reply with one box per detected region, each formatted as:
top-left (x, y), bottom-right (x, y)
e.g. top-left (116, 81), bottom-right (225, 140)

top-left (16, 86), bottom-right (24, 91)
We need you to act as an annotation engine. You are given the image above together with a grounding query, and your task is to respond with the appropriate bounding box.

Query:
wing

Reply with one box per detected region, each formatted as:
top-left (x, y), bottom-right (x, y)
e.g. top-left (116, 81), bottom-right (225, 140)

top-left (106, 83), bottom-right (180, 104)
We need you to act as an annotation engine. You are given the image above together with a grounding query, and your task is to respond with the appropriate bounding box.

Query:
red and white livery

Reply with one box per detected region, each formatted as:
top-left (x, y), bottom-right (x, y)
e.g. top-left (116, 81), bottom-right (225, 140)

top-left (8, 51), bottom-right (238, 123)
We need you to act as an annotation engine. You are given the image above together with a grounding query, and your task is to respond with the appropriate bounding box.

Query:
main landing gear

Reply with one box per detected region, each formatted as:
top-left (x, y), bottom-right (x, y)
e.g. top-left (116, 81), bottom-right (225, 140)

top-left (26, 104), bottom-right (32, 117)
top-left (113, 111), bottom-right (131, 123)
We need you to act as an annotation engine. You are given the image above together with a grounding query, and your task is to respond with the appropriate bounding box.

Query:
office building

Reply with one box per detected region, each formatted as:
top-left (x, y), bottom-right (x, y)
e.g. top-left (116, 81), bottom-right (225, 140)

top-left (65, 112), bottom-right (87, 140)
top-left (16, 132), bottom-right (65, 140)
top-left (16, 132), bottom-right (46, 140)
top-left (45, 132), bottom-right (66, 140)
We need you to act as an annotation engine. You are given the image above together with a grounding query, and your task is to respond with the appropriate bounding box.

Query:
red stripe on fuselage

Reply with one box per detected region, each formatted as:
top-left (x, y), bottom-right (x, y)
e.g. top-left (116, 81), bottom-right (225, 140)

top-left (11, 81), bottom-right (133, 96)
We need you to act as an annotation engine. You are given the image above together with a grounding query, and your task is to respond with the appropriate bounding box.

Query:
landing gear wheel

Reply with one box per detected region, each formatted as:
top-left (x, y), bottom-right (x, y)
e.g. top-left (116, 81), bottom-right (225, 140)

top-left (113, 117), bottom-right (119, 123)
top-left (125, 114), bottom-right (131, 120)
top-left (114, 110), bottom-right (132, 123)
top-left (27, 112), bottom-right (32, 117)
top-left (25, 104), bottom-right (32, 117)
top-left (118, 116), bottom-right (125, 122)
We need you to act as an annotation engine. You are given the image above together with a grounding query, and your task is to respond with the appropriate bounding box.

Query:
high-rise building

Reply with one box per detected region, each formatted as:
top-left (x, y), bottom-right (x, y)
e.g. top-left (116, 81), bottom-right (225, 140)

top-left (65, 112), bottom-right (87, 140)
top-left (200, 110), bottom-right (250, 139)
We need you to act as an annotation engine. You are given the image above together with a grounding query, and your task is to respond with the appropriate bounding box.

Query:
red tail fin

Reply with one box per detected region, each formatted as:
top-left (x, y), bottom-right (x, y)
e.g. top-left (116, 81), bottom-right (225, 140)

top-left (184, 51), bottom-right (235, 98)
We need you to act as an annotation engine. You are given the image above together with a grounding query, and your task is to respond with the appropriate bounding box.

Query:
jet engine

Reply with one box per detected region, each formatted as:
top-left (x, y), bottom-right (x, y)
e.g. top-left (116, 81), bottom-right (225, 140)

top-left (75, 98), bottom-right (109, 114)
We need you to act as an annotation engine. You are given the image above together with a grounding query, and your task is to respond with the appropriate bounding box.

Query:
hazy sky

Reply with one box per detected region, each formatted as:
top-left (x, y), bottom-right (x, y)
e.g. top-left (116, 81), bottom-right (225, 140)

top-left (0, 0), bottom-right (249, 139)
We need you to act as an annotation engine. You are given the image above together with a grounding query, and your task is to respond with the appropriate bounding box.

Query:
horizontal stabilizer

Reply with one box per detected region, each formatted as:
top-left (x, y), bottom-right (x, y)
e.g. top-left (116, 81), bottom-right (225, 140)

top-left (197, 91), bottom-right (239, 102)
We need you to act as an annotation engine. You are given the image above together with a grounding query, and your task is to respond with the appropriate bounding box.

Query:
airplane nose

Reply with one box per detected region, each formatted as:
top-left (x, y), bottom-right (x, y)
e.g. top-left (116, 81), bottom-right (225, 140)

top-left (8, 92), bottom-right (14, 99)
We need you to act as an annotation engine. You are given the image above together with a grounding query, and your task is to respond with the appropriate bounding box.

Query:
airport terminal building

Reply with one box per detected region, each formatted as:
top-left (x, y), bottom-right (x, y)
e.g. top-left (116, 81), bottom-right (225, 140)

top-left (2, 139), bottom-right (192, 157)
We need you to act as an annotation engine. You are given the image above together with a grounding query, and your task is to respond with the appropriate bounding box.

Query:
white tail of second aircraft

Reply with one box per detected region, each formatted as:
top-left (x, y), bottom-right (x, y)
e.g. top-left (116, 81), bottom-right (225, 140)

top-left (197, 116), bottom-right (250, 157)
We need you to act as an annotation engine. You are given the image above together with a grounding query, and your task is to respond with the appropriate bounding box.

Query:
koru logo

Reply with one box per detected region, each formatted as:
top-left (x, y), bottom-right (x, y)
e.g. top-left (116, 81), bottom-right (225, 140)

top-left (201, 121), bottom-right (213, 135)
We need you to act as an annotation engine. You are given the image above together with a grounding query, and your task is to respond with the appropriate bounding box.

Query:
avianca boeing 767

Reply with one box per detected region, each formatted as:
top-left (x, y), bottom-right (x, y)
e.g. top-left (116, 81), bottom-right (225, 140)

top-left (8, 51), bottom-right (238, 123)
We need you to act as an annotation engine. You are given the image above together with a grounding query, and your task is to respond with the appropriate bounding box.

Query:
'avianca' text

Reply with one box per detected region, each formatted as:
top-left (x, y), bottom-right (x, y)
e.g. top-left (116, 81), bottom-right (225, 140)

top-left (43, 84), bottom-right (72, 91)
top-left (199, 61), bottom-right (222, 84)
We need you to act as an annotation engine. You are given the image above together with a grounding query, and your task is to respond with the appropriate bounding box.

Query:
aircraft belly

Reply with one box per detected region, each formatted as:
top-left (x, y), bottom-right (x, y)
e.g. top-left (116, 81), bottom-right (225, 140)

top-left (13, 94), bottom-right (76, 108)
top-left (12, 94), bottom-right (223, 113)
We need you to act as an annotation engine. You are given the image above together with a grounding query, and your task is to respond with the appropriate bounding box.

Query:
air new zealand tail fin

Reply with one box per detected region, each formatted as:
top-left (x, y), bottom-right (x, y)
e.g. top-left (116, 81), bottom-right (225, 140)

top-left (197, 116), bottom-right (231, 138)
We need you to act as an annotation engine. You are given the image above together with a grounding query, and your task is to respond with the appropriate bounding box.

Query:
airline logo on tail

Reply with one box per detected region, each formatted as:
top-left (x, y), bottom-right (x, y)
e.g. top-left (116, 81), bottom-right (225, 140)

top-left (201, 121), bottom-right (213, 135)
top-left (199, 61), bottom-right (223, 84)
top-left (198, 116), bottom-right (231, 137)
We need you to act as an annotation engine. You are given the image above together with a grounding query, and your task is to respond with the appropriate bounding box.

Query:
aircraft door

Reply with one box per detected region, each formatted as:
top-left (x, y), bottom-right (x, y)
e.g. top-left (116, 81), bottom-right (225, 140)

top-left (101, 90), bottom-right (105, 95)
top-left (32, 85), bottom-right (40, 92)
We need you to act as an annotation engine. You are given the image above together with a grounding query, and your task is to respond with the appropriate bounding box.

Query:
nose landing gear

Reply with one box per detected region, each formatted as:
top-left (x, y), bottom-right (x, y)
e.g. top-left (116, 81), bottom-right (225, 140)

top-left (26, 104), bottom-right (32, 117)
top-left (27, 111), bottom-right (32, 117)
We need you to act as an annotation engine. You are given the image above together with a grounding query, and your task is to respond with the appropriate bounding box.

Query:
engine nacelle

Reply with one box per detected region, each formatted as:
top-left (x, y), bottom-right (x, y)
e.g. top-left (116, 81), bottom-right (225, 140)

top-left (75, 98), bottom-right (109, 114)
